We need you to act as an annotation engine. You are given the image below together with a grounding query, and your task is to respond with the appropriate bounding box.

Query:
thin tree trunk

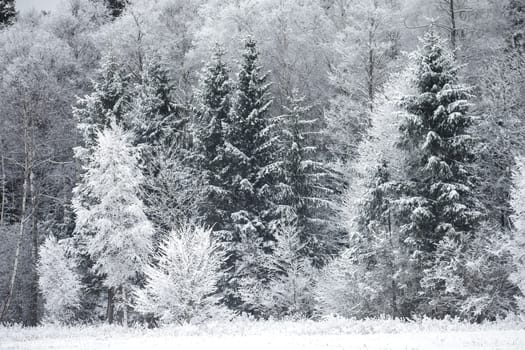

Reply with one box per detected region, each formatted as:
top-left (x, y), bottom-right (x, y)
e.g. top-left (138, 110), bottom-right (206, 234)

top-left (449, 0), bottom-right (457, 55)
top-left (367, 2), bottom-right (378, 111)
top-left (368, 40), bottom-right (375, 111)
top-left (122, 287), bottom-right (128, 327)
top-left (1, 155), bottom-right (5, 226)
top-left (107, 288), bottom-right (114, 324)
top-left (0, 118), bottom-right (30, 323)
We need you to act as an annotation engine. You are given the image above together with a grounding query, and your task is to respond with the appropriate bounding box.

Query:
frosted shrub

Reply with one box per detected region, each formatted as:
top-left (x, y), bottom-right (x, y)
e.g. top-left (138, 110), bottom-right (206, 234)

top-left (315, 249), bottom-right (386, 319)
top-left (134, 224), bottom-right (227, 324)
top-left (240, 223), bottom-right (317, 318)
top-left (38, 236), bottom-right (82, 324)
top-left (510, 158), bottom-right (525, 313)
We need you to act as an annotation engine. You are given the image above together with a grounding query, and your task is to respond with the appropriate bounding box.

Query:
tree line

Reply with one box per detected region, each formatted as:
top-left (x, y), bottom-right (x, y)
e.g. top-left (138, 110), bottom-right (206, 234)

top-left (0, 0), bottom-right (524, 326)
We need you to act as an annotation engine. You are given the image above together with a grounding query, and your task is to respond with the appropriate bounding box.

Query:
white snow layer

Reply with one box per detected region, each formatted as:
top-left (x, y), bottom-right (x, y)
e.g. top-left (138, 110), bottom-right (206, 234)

top-left (1, 318), bottom-right (524, 350)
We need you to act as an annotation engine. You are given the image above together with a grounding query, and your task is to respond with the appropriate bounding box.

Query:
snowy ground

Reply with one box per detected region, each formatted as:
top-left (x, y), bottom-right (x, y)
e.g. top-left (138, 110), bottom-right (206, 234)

top-left (1, 317), bottom-right (525, 350)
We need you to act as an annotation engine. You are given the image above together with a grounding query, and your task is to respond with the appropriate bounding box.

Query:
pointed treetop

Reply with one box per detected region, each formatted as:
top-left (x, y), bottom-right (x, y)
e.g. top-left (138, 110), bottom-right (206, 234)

top-left (235, 37), bottom-right (272, 123)
top-left (200, 44), bottom-right (232, 112)
top-left (415, 30), bottom-right (457, 93)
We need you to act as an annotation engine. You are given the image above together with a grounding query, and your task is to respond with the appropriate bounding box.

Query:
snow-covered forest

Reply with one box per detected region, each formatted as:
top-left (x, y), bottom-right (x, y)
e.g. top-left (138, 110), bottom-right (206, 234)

top-left (1, 0), bottom-right (525, 337)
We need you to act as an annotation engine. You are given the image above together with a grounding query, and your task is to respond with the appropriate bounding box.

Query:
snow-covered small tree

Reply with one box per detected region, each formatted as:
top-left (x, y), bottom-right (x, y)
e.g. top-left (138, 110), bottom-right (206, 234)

top-left (421, 225), bottom-right (517, 321)
top-left (254, 222), bottom-right (317, 319)
top-left (510, 157), bottom-right (525, 312)
top-left (316, 249), bottom-right (383, 319)
top-left (134, 224), bottom-right (227, 324)
top-left (38, 236), bottom-right (82, 324)
top-left (72, 123), bottom-right (153, 325)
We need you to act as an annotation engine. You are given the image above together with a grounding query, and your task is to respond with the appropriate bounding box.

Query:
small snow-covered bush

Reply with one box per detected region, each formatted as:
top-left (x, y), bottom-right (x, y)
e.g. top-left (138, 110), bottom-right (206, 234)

top-left (134, 224), bottom-right (227, 324)
top-left (315, 249), bottom-right (386, 319)
top-left (510, 157), bottom-right (525, 313)
top-left (240, 223), bottom-right (317, 318)
top-left (38, 236), bottom-right (82, 324)
top-left (421, 227), bottom-right (517, 322)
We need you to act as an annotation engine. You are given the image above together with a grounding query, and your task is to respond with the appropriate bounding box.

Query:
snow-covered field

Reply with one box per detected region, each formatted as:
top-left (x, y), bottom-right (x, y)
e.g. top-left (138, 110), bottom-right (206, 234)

top-left (1, 317), bottom-right (525, 350)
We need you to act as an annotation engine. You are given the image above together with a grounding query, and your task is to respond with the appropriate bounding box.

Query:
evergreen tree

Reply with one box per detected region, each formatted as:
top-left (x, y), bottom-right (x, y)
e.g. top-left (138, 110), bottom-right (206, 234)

top-left (74, 54), bottom-right (132, 148)
top-left (0, 0), bottom-right (15, 27)
top-left (190, 46), bottom-right (238, 307)
top-left (72, 123), bottom-right (153, 325)
top-left (226, 37), bottom-right (275, 239)
top-left (224, 38), bottom-right (282, 313)
top-left (128, 55), bottom-right (183, 148)
top-left (192, 45), bottom-right (233, 235)
top-left (278, 94), bottom-right (343, 263)
top-left (397, 31), bottom-right (491, 318)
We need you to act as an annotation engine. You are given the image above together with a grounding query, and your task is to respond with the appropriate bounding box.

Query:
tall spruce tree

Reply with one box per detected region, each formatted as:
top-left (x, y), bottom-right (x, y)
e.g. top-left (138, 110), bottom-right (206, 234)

top-left (0, 0), bottom-right (15, 27)
top-left (397, 31), bottom-right (486, 318)
top-left (220, 38), bottom-right (281, 313)
top-left (226, 37), bottom-right (275, 238)
top-left (278, 95), bottom-right (343, 263)
top-left (190, 46), bottom-right (242, 309)
top-left (192, 45), bottom-right (233, 235)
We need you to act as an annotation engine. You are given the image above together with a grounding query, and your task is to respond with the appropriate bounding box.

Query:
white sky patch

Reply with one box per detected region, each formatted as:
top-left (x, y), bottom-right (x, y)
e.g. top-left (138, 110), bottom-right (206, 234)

top-left (16, 0), bottom-right (62, 12)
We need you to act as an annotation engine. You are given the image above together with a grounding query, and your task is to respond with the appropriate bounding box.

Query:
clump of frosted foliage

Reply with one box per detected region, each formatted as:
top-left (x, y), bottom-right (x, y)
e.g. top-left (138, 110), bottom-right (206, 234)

top-left (38, 236), bottom-right (82, 324)
top-left (134, 224), bottom-right (229, 324)
top-left (510, 158), bottom-right (525, 312)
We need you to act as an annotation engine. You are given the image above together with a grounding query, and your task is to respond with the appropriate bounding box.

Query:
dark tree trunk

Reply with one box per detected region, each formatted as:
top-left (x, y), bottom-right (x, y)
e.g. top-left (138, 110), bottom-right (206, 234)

top-left (107, 288), bottom-right (114, 324)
